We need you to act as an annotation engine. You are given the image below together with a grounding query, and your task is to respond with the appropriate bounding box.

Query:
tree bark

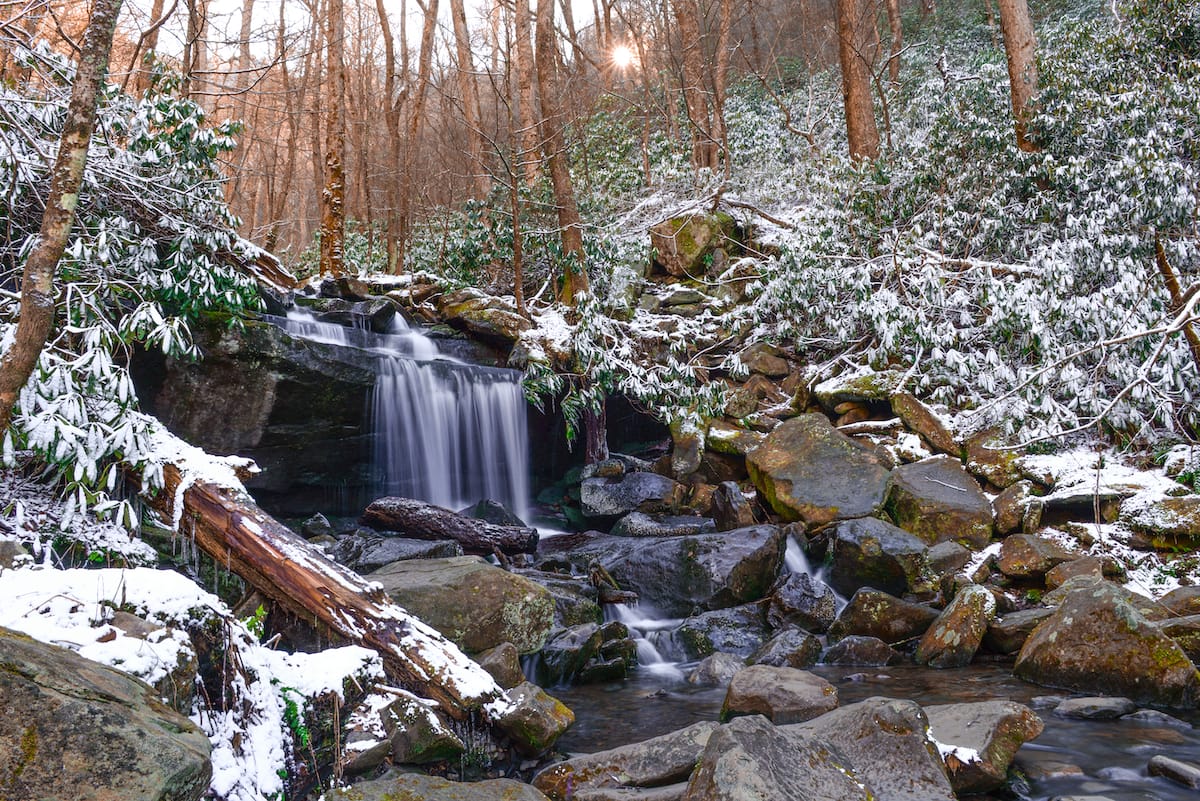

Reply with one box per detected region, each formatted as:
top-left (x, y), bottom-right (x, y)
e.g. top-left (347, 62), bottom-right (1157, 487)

top-left (512, 0), bottom-right (540, 187)
top-left (360, 497), bottom-right (539, 554)
top-left (399, 0), bottom-right (439, 270)
top-left (710, 0), bottom-right (733, 172)
top-left (534, 0), bottom-right (588, 304)
top-left (885, 0), bottom-right (902, 85)
top-left (672, 0), bottom-right (715, 170)
top-left (148, 465), bottom-right (506, 718)
top-left (1156, 240), bottom-right (1200, 376)
top-left (319, 0), bottom-right (347, 276)
top-left (375, 0), bottom-right (403, 273)
top-left (449, 0), bottom-right (490, 197)
top-left (0, 0), bottom-right (123, 436)
top-left (997, 0), bottom-right (1039, 152)
top-left (836, 0), bottom-right (880, 161)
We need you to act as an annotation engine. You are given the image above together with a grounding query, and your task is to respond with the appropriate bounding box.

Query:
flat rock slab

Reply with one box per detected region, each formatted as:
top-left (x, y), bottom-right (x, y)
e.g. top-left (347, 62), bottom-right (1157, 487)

top-left (721, 666), bottom-right (838, 724)
top-left (1053, 696), bottom-right (1137, 720)
top-left (747, 414), bottom-right (891, 525)
top-left (328, 771), bottom-right (551, 800)
top-left (885, 455), bottom-right (994, 549)
top-left (924, 700), bottom-right (1044, 794)
top-left (0, 626), bottom-right (212, 801)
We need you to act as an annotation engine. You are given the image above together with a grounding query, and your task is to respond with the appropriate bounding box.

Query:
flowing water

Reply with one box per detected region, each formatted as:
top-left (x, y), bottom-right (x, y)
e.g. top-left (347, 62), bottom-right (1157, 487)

top-left (270, 309), bottom-right (530, 518)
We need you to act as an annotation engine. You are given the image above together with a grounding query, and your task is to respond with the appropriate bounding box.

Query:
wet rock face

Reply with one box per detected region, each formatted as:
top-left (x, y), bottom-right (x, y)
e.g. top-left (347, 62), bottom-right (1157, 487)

top-left (828, 588), bottom-right (939, 646)
top-left (885, 455), bottom-right (994, 549)
top-left (0, 626), bottom-right (212, 801)
top-left (827, 516), bottom-right (932, 598)
top-left (746, 414), bottom-right (891, 525)
top-left (580, 472), bottom-right (685, 518)
top-left (1015, 581), bottom-right (1200, 708)
top-left (924, 700), bottom-right (1044, 794)
top-left (915, 584), bottom-right (996, 669)
top-left (721, 666), bottom-right (838, 724)
top-left (766, 572), bottom-right (838, 633)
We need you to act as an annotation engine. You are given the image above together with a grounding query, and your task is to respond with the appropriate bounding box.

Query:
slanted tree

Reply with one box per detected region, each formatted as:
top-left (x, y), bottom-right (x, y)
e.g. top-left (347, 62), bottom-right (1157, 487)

top-left (0, 0), bottom-right (123, 435)
top-left (997, 0), bottom-right (1039, 151)
top-left (836, 0), bottom-right (881, 161)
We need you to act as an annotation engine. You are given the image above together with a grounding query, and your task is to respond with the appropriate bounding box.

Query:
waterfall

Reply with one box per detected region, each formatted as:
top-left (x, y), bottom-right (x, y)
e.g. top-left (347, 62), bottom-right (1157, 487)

top-left (785, 537), bottom-right (848, 612)
top-left (272, 309), bottom-right (530, 518)
top-left (609, 604), bottom-right (685, 680)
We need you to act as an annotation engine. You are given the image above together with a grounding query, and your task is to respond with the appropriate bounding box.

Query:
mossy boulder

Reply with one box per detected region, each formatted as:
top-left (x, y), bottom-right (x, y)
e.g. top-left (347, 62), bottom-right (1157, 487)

top-left (885, 456), bottom-right (994, 549)
top-left (828, 588), bottom-right (939, 645)
top-left (1121, 495), bottom-right (1200, 548)
top-left (827, 516), bottom-right (933, 599)
top-left (495, 682), bottom-right (575, 757)
top-left (327, 771), bottom-right (552, 801)
top-left (650, 212), bottom-right (738, 278)
top-left (439, 293), bottom-right (531, 347)
top-left (1014, 581), bottom-right (1200, 707)
top-left (915, 584), bottom-right (996, 669)
top-left (747, 414), bottom-right (891, 524)
top-left (997, 533), bottom-right (1081, 580)
top-left (924, 701), bottom-right (1044, 794)
top-left (371, 556), bottom-right (555, 654)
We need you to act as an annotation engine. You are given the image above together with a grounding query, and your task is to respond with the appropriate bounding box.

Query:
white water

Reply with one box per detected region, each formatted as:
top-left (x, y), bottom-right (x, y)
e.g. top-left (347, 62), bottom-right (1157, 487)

top-left (785, 537), bottom-right (848, 612)
top-left (609, 604), bottom-right (685, 680)
top-left (272, 309), bottom-right (530, 518)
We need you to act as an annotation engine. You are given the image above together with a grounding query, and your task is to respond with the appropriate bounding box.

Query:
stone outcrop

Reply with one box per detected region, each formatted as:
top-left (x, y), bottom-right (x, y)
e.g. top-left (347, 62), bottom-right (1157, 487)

top-left (1014, 581), bottom-right (1200, 707)
top-left (747, 414), bottom-right (891, 524)
top-left (649, 213), bottom-right (738, 278)
top-left (371, 556), bottom-right (555, 654)
top-left (0, 627), bottom-right (212, 801)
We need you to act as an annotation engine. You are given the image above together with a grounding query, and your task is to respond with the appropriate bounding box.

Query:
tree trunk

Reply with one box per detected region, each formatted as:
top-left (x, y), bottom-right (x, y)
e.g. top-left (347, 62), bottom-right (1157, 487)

top-left (148, 465), bottom-right (506, 718)
top-left (375, 0), bottom-right (403, 273)
top-left (836, 0), bottom-right (880, 161)
top-left (710, 0), bottom-right (733, 172)
top-left (450, 0), bottom-right (490, 197)
top-left (997, 0), bottom-right (1039, 152)
top-left (672, 0), bottom-right (714, 171)
top-left (360, 497), bottom-right (539, 554)
top-left (266, 0), bottom-right (299, 252)
top-left (125, 0), bottom-right (170, 95)
top-left (0, 0), bottom-right (123, 436)
top-left (399, 0), bottom-right (439, 271)
top-left (1156, 240), bottom-right (1200, 376)
top-left (885, 0), bottom-right (902, 85)
top-left (584, 397), bottom-right (609, 465)
top-left (513, 0), bottom-right (540, 187)
top-left (534, 0), bottom-right (588, 304)
top-left (182, 0), bottom-right (209, 101)
top-left (319, 0), bottom-right (347, 276)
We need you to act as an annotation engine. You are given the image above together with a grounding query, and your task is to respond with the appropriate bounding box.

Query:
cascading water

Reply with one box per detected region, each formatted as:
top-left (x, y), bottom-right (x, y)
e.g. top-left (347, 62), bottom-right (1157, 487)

top-left (785, 536), bottom-right (848, 611)
top-left (271, 308), bottom-right (530, 518)
top-left (609, 604), bottom-right (685, 680)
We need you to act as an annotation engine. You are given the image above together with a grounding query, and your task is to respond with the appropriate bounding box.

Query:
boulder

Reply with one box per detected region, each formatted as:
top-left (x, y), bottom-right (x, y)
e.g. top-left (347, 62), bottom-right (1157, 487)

top-left (1045, 556), bottom-right (1107, 589)
top-left (461, 498), bottom-right (528, 528)
top-left (915, 584), bottom-right (996, 668)
top-left (1159, 586), bottom-right (1200, 617)
top-left (683, 715), bottom-right (871, 801)
top-left (890, 392), bottom-right (961, 457)
top-left (518, 570), bottom-right (603, 628)
top-left (1053, 697), bottom-right (1136, 719)
top-left (439, 293), bottom-right (531, 346)
top-left (746, 414), bottom-right (891, 524)
top-left (474, 642), bottom-right (525, 689)
top-left (328, 771), bottom-right (551, 801)
top-left (821, 636), bottom-right (903, 667)
top-left (997, 533), bottom-right (1080, 580)
top-left (550, 527), bottom-right (785, 618)
top-left (533, 721), bottom-right (719, 801)
top-left (1014, 581), bottom-right (1200, 707)
top-left (787, 697), bottom-right (957, 801)
top-left (924, 701), bottom-right (1044, 794)
top-left (1148, 755), bottom-right (1200, 789)
top-left (828, 588), bottom-right (940, 645)
top-left (0, 627), bottom-right (211, 801)
top-left (331, 532), bottom-right (463, 573)
top-left (317, 274), bottom-right (372, 300)
top-left (537, 622), bottom-right (636, 685)
top-left (611, 512), bottom-right (716, 538)
top-left (885, 456), bottom-right (994, 549)
top-left (649, 212), bottom-right (738, 278)
top-left (495, 681), bottom-right (575, 756)
top-left (927, 541), bottom-right (972, 577)
top-left (706, 422), bottom-right (766, 459)
top-left (1156, 614), bottom-right (1200, 664)
top-left (739, 343), bottom-right (790, 377)
top-left (710, 481), bottom-right (757, 531)
top-left (1122, 495), bottom-right (1200, 548)
top-left (827, 517), bottom-right (932, 598)
top-left (1041, 575), bottom-right (1165, 620)
top-left (687, 652), bottom-right (746, 686)
top-left (748, 628), bottom-right (822, 669)
top-left (371, 556), bottom-right (555, 654)
top-left (992, 481), bottom-right (1037, 535)
top-left (721, 666), bottom-right (838, 724)
top-left (813, 370), bottom-right (903, 409)
top-left (383, 695), bottom-right (465, 764)
top-left (581, 472), bottom-right (685, 518)
top-left (673, 604), bottom-right (772, 660)
top-left (766, 572), bottom-right (838, 633)
top-left (983, 607), bottom-right (1054, 655)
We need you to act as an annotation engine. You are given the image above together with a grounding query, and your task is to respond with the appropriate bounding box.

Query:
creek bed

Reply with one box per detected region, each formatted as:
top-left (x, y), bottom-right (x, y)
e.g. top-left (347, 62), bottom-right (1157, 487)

top-left (552, 661), bottom-right (1200, 801)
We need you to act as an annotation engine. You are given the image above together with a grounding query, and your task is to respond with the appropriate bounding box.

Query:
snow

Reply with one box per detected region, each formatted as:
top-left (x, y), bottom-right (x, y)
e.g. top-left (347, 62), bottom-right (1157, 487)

top-left (929, 731), bottom-right (982, 765)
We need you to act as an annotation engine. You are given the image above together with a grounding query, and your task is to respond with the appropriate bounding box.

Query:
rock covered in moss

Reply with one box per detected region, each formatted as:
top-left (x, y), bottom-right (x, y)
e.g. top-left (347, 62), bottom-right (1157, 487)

top-left (886, 456), bottom-right (994, 549)
top-left (650, 212), bottom-right (738, 278)
top-left (924, 700), bottom-right (1044, 794)
top-left (495, 681), bottom-right (575, 756)
top-left (328, 770), bottom-right (552, 801)
top-left (828, 588), bottom-right (939, 645)
top-left (827, 516), bottom-right (932, 598)
top-left (915, 584), bottom-right (996, 668)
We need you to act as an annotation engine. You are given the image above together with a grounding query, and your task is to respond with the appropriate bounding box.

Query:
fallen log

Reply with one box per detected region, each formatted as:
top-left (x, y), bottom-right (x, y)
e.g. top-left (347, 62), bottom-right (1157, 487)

top-left (146, 461), bottom-right (508, 721)
top-left (360, 497), bottom-right (539, 555)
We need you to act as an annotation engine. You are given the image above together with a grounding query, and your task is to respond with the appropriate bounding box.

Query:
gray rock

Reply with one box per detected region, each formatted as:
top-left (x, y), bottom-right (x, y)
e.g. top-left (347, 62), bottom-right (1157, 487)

top-left (1045, 556), bottom-right (1108, 589)
top-left (1053, 696), bottom-right (1137, 720)
top-left (828, 588), bottom-right (939, 645)
top-left (748, 628), bottom-right (822, 669)
top-left (683, 715), bottom-right (871, 801)
top-left (787, 697), bottom-right (957, 801)
top-left (687, 652), bottom-right (746, 686)
top-left (572, 786), bottom-right (687, 801)
top-left (821, 636), bottom-right (903, 667)
top-left (721, 666), bottom-right (838, 724)
top-left (1123, 496), bottom-right (1200, 548)
top-left (992, 481), bottom-right (1036, 535)
top-left (767, 572), bottom-right (837, 633)
top-left (924, 700), bottom-right (1044, 794)
top-left (1159, 585), bottom-right (1200, 617)
top-left (611, 512), bottom-right (716, 538)
top-left (517, 570), bottom-right (602, 628)
top-left (983, 607), bottom-right (1054, 654)
top-left (890, 392), bottom-right (961, 458)
top-left (495, 681), bottom-right (574, 756)
top-left (537, 621), bottom-right (636, 685)
top-left (332, 533), bottom-right (463, 573)
top-left (0, 626), bottom-right (211, 801)
top-left (739, 343), bottom-right (790, 377)
top-left (673, 604), bottom-right (771, 660)
top-left (927, 541), bottom-right (971, 577)
top-left (475, 642), bottom-right (525, 689)
top-left (328, 771), bottom-right (551, 801)
top-left (533, 721), bottom-right (719, 800)
top-left (460, 498), bottom-right (528, 528)
top-left (382, 696), bottom-right (465, 764)
top-left (582, 472), bottom-right (685, 518)
top-left (649, 213), bottom-right (738, 278)
top-left (711, 481), bottom-right (757, 531)
top-left (371, 556), bottom-right (555, 654)
top-left (885, 456), bottom-right (994, 549)
top-left (746, 414), bottom-right (891, 525)
top-left (997, 533), bottom-right (1081, 580)
top-left (915, 584), bottom-right (996, 668)
top-left (1157, 614), bottom-right (1200, 664)
top-left (300, 512), bottom-right (333, 538)
top-left (1015, 581), bottom-right (1200, 707)
top-left (827, 517), bottom-right (932, 598)
top-left (1148, 755), bottom-right (1200, 789)
top-left (1122, 708), bottom-right (1192, 728)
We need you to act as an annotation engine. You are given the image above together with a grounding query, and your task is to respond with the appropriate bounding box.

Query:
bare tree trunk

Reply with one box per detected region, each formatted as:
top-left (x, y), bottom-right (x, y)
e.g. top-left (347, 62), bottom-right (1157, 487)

top-left (450, 0), bottom-right (490, 197)
top-left (399, 0), bottom-right (439, 270)
top-left (513, 0), bottom-right (540, 186)
top-left (267, 0), bottom-right (300, 251)
top-left (535, 0), bottom-right (588, 304)
top-left (319, 0), bottom-right (347, 276)
top-left (0, 0), bottom-right (124, 435)
top-left (182, 0), bottom-right (209, 101)
top-left (997, 0), bottom-right (1039, 152)
top-left (584, 400), bottom-right (609, 465)
top-left (885, 0), bottom-right (902, 85)
top-left (225, 0), bottom-right (257, 208)
top-left (1155, 240), bottom-right (1200, 376)
top-left (672, 0), bottom-right (714, 171)
top-left (125, 0), bottom-right (171, 95)
top-left (836, 0), bottom-right (880, 161)
top-left (710, 0), bottom-right (733, 172)
top-left (375, 0), bottom-right (403, 273)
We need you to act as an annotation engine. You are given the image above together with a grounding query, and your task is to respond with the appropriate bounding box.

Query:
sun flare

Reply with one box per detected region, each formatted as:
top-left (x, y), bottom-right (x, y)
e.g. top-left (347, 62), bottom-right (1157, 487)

top-left (611, 44), bottom-right (636, 69)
